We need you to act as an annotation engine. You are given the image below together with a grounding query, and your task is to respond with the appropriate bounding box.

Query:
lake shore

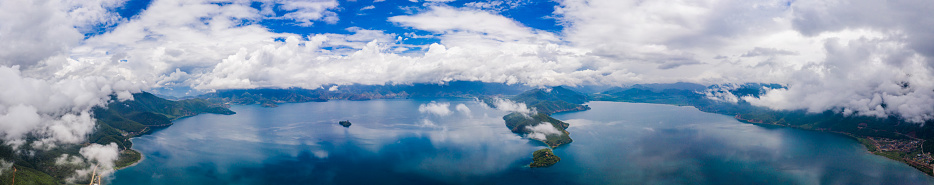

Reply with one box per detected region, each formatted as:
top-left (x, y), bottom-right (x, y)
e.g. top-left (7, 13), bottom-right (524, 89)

top-left (735, 115), bottom-right (934, 177)
top-left (115, 148), bottom-right (144, 170)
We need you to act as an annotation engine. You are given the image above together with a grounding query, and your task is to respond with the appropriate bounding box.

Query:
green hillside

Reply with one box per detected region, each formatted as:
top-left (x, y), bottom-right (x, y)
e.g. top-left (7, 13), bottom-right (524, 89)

top-left (504, 112), bottom-right (573, 148)
top-left (0, 92), bottom-right (234, 184)
top-left (509, 86), bottom-right (590, 114)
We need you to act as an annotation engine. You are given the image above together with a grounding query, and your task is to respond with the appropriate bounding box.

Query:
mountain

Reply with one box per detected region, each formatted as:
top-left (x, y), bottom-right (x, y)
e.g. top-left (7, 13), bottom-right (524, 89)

top-left (197, 81), bottom-right (533, 106)
top-left (508, 86), bottom-right (590, 114)
top-left (0, 92), bottom-right (233, 184)
top-left (493, 87), bottom-right (593, 148)
top-left (504, 112), bottom-right (573, 148)
top-left (90, 92), bottom-right (235, 149)
top-left (591, 83), bottom-right (934, 175)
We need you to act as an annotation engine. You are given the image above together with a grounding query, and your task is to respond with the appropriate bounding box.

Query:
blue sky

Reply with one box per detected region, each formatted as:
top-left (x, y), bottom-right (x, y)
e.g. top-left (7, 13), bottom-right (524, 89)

top-left (255, 0), bottom-right (563, 42)
top-left (91, 0), bottom-right (564, 51)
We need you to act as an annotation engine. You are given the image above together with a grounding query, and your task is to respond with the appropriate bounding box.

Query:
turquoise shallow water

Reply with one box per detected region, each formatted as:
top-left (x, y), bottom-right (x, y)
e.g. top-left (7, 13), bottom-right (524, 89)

top-left (112, 100), bottom-right (934, 184)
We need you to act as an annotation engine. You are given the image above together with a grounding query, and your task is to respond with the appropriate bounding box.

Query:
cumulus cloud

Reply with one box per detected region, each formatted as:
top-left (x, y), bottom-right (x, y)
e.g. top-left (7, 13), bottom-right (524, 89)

top-left (525, 122), bottom-right (562, 141)
top-left (0, 0), bottom-right (82, 67)
top-left (256, 0), bottom-right (340, 26)
top-left (390, 6), bottom-right (557, 42)
top-left (0, 2), bottom-right (143, 173)
top-left (527, 123), bottom-right (562, 135)
top-left (0, 66), bottom-right (141, 149)
top-left (488, 98), bottom-right (534, 115)
top-left (55, 142), bottom-right (122, 182)
top-left (704, 84), bottom-right (742, 103)
top-left (455, 103), bottom-right (471, 115)
top-left (54, 0), bottom-right (600, 91)
top-left (419, 101), bottom-right (453, 116)
top-left (739, 30), bottom-right (934, 122)
top-left (555, 0), bottom-right (934, 122)
top-left (79, 143), bottom-right (120, 174)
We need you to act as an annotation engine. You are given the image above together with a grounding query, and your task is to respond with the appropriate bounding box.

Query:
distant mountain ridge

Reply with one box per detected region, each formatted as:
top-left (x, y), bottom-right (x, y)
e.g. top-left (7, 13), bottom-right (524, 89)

top-left (591, 82), bottom-right (934, 175)
top-left (196, 81), bottom-right (533, 107)
top-left (90, 92), bottom-right (235, 149)
top-left (508, 86), bottom-right (590, 114)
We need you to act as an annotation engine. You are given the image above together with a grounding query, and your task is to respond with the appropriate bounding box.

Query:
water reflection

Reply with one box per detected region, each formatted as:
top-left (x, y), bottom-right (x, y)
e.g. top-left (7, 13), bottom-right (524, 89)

top-left (114, 99), bottom-right (539, 184)
top-left (113, 100), bottom-right (934, 185)
top-left (553, 102), bottom-right (934, 185)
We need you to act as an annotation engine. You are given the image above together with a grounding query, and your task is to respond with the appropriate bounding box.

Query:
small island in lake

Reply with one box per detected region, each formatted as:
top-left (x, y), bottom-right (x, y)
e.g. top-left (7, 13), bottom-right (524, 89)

top-left (339, 120), bottom-right (352, 127)
top-left (530, 148), bottom-right (561, 168)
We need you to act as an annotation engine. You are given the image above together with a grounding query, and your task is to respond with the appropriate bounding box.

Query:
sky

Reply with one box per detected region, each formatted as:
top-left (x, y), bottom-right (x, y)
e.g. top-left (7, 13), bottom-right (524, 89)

top-left (1, 0), bottom-right (934, 158)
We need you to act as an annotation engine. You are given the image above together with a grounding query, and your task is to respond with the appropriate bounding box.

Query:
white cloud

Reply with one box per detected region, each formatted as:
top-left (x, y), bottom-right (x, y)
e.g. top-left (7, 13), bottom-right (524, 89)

top-left (0, 160), bottom-right (12, 174)
top-left (556, 0), bottom-right (934, 122)
top-left (256, 0), bottom-right (340, 26)
top-left (526, 132), bottom-right (546, 141)
top-left (64, 0), bottom-right (128, 33)
top-left (389, 6), bottom-right (556, 42)
top-left (419, 101), bottom-right (452, 116)
top-left (488, 98), bottom-right (533, 115)
top-left (455, 103), bottom-right (471, 115)
top-left (704, 84), bottom-right (741, 103)
top-left (0, 0), bottom-right (83, 67)
top-left (527, 122), bottom-right (562, 135)
top-left (0, 66), bottom-right (141, 149)
top-left (52, 1), bottom-right (600, 92)
top-left (525, 122), bottom-right (562, 141)
top-left (79, 143), bottom-right (120, 176)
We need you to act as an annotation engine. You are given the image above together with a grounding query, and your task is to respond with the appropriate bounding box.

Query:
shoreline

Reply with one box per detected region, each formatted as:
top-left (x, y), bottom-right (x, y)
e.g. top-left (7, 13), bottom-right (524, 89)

top-left (591, 100), bottom-right (934, 178)
top-left (115, 148), bottom-right (144, 171)
top-left (734, 115), bottom-right (934, 177)
top-left (113, 113), bottom-right (220, 172)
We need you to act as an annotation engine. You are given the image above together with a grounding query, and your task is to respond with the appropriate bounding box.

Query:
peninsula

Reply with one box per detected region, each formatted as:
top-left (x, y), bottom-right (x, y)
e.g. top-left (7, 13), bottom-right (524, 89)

top-left (0, 92), bottom-right (233, 184)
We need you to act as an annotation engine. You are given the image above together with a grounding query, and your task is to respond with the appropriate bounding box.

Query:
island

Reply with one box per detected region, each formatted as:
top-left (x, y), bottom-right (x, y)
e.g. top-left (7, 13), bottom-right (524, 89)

top-left (530, 148), bottom-right (561, 168)
top-left (339, 120), bottom-right (352, 127)
top-left (488, 87), bottom-right (591, 167)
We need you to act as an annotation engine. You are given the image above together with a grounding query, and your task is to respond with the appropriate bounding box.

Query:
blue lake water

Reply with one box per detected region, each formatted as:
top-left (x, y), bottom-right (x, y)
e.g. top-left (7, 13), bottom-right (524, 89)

top-left (112, 100), bottom-right (934, 184)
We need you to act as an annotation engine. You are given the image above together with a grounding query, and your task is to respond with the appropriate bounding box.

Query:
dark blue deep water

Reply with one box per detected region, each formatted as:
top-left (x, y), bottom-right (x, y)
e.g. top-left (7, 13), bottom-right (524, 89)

top-left (112, 100), bottom-right (934, 184)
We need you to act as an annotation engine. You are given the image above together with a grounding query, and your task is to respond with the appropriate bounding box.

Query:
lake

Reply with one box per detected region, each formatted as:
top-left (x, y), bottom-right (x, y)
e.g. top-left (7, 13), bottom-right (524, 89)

top-left (112, 100), bottom-right (934, 184)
